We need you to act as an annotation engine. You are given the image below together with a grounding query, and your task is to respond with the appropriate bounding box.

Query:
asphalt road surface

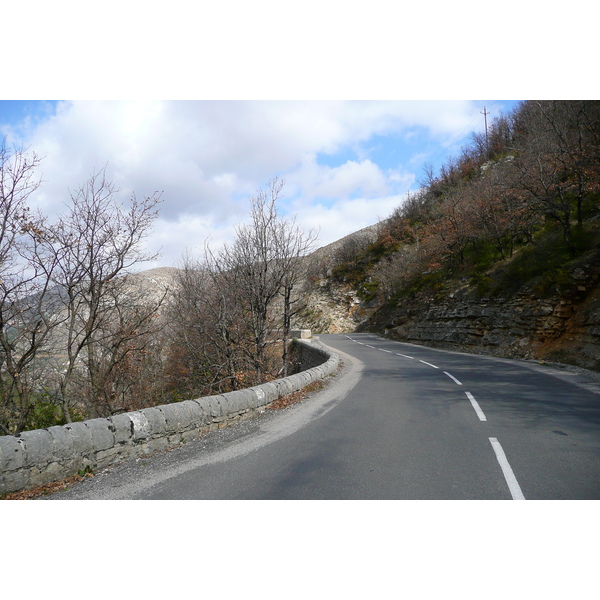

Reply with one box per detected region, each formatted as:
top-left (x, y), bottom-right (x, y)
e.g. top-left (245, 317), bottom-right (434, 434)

top-left (46, 333), bottom-right (600, 500)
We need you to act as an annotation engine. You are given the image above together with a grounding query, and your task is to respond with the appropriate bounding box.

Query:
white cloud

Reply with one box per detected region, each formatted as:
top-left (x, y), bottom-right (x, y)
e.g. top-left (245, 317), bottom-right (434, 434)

top-left (286, 155), bottom-right (389, 201)
top-left (3, 99), bottom-right (496, 267)
top-left (295, 195), bottom-right (408, 249)
top-left (149, 214), bottom-right (240, 269)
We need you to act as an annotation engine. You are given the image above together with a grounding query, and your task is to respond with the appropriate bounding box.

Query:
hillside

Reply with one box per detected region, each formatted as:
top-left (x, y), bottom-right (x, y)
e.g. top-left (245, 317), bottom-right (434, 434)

top-left (298, 223), bottom-right (600, 372)
top-left (297, 101), bottom-right (600, 372)
top-left (359, 233), bottom-right (600, 370)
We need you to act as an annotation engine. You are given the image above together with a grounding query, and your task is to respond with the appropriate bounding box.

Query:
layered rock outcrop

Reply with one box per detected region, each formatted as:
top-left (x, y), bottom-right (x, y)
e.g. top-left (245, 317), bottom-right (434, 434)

top-left (375, 277), bottom-right (600, 370)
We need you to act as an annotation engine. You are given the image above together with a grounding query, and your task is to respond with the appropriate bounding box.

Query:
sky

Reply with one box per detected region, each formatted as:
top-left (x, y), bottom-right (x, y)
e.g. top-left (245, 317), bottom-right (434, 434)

top-left (0, 99), bottom-right (521, 268)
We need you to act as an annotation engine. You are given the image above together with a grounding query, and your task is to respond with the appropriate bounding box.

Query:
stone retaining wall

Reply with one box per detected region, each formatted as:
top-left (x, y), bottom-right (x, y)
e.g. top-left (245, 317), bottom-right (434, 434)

top-left (0, 339), bottom-right (339, 496)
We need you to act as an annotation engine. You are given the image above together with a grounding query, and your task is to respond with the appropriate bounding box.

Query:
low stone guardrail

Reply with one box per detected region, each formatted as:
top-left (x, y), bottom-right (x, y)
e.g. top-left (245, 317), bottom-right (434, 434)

top-left (0, 339), bottom-right (338, 496)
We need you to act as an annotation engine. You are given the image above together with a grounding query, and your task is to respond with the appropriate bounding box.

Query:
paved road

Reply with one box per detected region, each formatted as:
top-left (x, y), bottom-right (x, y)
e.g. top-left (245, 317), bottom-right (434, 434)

top-left (47, 334), bottom-right (600, 499)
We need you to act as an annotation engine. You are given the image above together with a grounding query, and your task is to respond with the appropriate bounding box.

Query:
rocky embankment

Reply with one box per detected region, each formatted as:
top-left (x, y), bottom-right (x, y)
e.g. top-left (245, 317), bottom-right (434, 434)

top-left (298, 240), bottom-right (599, 372)
top-left (296, 280), bottom-right (365, 333)
top-left (295, 224), bottom-right (382, 333)
top-left (365, 266), bottom-right (600, 371)
top-left (377, 288), bottom-right (599, 369)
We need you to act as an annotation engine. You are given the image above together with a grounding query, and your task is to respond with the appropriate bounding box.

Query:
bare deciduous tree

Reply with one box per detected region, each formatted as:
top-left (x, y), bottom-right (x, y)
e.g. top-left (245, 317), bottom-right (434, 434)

top-left (168, 251), bottom-right (252, 396)
top-left (203, 178), bottom-right (317, 382)
top-left (44, 167), bottom-right (163, 421)
top-left (0, 143), bottom-right (61, 434)
top-left (275, 212), bottom-right (318, 376)
top-left (506, 101), bottom-right (600, 248)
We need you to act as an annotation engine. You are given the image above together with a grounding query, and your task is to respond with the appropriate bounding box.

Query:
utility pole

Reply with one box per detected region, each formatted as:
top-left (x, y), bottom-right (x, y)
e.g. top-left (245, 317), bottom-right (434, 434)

top-left (481, 106), bottom-right (490, 157)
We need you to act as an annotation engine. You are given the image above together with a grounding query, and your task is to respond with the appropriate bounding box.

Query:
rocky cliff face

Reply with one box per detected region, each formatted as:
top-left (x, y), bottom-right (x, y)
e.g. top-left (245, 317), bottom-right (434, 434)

top-left (295, 280), bottom-right (365, 333)
top-left (295, 236), bottom-right (600, 372)
top-left (293, 223), bottom-right (381, 334)
top-left (377, 289), bottom-right (597, 367)
top-left (359, 265), bottom-right (600, 371)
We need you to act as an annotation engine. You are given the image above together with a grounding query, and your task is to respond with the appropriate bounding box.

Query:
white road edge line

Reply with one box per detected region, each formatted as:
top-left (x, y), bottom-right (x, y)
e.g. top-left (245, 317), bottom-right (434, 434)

top-left (443, 371), bottom-right (463, 385)
top-left (396, 353), bottom-right (414, 359)
top-left (489, 437), bottom-right (526, 500)
top-left (419, 359), bottom-right (439, 369)
top-left (465, 391), bottom-right (487, 421)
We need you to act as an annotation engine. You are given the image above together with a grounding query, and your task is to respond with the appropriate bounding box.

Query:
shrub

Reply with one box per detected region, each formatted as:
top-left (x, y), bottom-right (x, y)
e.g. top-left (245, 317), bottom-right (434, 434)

top-left (26, 399), bottom-right (66, 431)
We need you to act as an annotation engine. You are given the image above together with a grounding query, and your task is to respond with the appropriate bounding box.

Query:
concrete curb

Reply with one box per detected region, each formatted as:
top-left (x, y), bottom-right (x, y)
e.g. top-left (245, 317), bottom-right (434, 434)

top-left (0, 339), bottom-right (339, 495)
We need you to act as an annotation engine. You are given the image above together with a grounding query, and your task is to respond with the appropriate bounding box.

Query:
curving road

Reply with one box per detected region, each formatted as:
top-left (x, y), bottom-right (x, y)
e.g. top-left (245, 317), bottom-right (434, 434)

top-left (46, 333), bottom-right (600, 499)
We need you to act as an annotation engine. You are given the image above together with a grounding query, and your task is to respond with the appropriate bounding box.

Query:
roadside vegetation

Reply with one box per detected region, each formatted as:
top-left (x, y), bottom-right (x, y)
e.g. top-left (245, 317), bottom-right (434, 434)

top-left (1, 143), bottom-right (316, 435)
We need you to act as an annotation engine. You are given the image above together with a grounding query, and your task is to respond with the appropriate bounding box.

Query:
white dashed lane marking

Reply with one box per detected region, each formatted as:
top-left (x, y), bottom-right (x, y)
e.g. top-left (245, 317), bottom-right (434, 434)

top-left (489, 438), bottom-right (526, 500)
top-left (443, 371), bottom-right (463, 385)
top-left (419, 359), bottom-right (439, 369)
top-left (465, 391), bottom-right (487, 421)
